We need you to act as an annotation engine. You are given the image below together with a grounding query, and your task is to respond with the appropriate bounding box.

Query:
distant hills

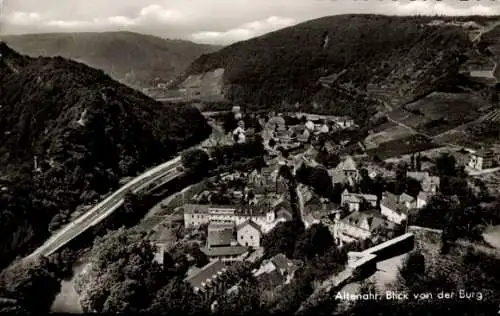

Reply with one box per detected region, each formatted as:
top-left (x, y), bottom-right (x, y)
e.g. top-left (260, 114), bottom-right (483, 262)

top-left (0, 42), bottom-right (211, 270)
top-left (178, 14), bottom-right (500, 123)
top-left (1, 31), bottom-right (221, 88)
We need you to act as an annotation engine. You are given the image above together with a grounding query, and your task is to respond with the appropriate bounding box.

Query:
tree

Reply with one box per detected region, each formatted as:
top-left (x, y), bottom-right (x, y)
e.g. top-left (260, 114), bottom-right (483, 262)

top-left (415, 153), bottom-right (422, 171)
top-left (394, 162), bottom-right (408, 195)
top-left (398, 250), bottom-right (425, 288)
top-left (222, 112), bottom-right (238, 133)
top-left (358, 168), bottom-right (372, 194)
top-left (278, 165), bottom-right (294, 182)
top-left (181, 149), bottom-right (209, 176)
top-left (120, 191), bottom-right (148, 227)
top-left (0, 258), bottom-right (61, 314)
top-left (435, 153), bottom-right (457, 177)
top-left (268, 138), bottom-right (276, 148)
top-left (295, 164), bottom-right (310, 184)
top-left (293, 224), bottom-right (335, 260)
top-left (215, 277), bottom-right (262, 316)
top-left (406, 178), bottom-right (422, 198)
top-left (147, 278), bottom-right (206, 315)
top-left (307, 167), bottom-right (333, 198)
top-left (76, 228), bottom-right (166, 313)
top-left (262, 222), bottom-right (302, 259)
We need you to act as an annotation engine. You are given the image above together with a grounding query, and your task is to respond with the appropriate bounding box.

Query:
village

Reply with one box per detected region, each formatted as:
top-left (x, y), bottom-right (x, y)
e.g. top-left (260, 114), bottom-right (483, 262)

top-left (142, 106), bottom-right (500, 310)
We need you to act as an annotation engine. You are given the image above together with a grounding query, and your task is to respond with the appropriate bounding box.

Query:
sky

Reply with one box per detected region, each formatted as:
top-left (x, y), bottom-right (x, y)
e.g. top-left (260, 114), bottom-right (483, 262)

top-left (1, 0), bottom-right (500, 45)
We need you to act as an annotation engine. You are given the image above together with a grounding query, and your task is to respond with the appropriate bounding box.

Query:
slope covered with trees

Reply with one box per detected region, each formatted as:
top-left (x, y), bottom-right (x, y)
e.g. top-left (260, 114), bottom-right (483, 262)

top-left (0, 43), bottom-right (211, 271)
top-left (179, 15), bottom-right (497, 119)
top-left (1, 32), bottom-right (221, 88)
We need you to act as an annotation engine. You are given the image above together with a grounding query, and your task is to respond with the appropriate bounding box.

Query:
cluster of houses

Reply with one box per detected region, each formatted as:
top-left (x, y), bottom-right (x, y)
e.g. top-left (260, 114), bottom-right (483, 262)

top-left (263, 113), bottom-right (355, 150)
top-left (319, 155), bottom-right (441, 245)
top-left (182, 165), bottom-right (294, 263)
top-left (183, 252), bottom-right (303, 303)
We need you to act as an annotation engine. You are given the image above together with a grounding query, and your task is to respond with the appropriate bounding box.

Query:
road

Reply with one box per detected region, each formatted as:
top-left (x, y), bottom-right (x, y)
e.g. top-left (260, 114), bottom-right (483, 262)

top-left (26, 156), bottom-right (183, 260)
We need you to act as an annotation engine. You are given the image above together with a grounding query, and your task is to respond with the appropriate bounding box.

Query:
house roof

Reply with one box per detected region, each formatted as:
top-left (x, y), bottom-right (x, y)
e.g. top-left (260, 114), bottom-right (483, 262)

top-left (184, 260), bottom-right (227, 290)
top-left (201, 246), bottom-right (249, 257)
top-left (422, 176), bottom-right (440, 192)
top-left (474, 149), bottom-right (495, 158)
top-left (207, 228), bottom-right (234, 247)
top-left (276, 208), bottom-right (293, 221)
top-left (417, 191), bottom-right (432, 201)
top-left (407, 172), bottom-right (429, 182)
top-left (342, 211), bottom-right (388, 232)
top-left (344, 194), bottom-right (362, 204)
top-left (336, 156), bottom-right (357, 171)
top-left (400, 193), bottom-right (415, 203)
top-left (236, 220), bottom-right (262, 234)
top-left (208, 222), bottom-right (235, 230)
top-left (209, 205), bottom-right (238, 211)
top-left (342, 190), bottom-right (378, 203)
top-left (182, 204), bottom-right (209, 214)
top-left (207, 222), bottom-right (235, 246)
top-left (381, 194), bottom-right (409, 215)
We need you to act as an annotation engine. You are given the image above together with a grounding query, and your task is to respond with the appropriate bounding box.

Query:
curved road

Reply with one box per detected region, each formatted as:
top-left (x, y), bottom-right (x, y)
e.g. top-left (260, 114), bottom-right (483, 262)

top-left (26, 156), bottom-right (183, 260)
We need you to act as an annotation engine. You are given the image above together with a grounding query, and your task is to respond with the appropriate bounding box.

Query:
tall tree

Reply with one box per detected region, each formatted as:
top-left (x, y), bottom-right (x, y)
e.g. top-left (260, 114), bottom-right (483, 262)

top-left (359, 168), bottom-right (372, 194)
top-left (222, 112), bottom-right (238, 134)
top-left (394, 162), bottom-right (408, 195)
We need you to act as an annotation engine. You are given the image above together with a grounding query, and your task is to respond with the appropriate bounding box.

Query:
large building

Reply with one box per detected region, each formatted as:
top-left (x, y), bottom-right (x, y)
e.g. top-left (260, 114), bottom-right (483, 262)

top-left (341, 189), bottom-right (378, 212)
top-left (236, 220), bottom-right (262, 247)
top-left (184, 260), bottom-right (230, 300)
top-left (183, 203), bottom-right (277, 232)
top-left (332, 210), bottom-right (393, 245)
top-left (468, 149), bottom-right (496, 170)
top-left (328, 156), bottom-right (360, 187)
top-left (380, 192), bottom-right (413, 224)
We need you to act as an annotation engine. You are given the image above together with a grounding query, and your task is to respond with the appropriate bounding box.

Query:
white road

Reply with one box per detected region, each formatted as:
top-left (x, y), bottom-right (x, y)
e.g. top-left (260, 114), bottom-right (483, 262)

top-left (26, 156), bottom-right (183, 260)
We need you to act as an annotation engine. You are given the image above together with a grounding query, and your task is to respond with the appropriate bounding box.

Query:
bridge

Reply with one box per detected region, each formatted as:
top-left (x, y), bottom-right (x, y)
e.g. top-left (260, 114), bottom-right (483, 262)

top-left (26, 156), bottom-right (184, 260)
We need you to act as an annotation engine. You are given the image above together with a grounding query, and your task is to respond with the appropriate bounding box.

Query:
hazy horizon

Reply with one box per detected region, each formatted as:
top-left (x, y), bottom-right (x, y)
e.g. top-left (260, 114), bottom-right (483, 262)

top-left (1, 0), bottom-right (500, 45)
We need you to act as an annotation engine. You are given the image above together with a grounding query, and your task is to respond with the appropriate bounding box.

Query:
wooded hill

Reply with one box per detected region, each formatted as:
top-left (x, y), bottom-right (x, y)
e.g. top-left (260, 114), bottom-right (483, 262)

top-left (0, 42), bottom-right (211, 271)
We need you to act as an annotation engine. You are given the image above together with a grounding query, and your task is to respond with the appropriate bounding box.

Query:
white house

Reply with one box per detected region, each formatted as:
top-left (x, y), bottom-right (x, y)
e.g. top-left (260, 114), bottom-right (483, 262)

top-left (341, 189), bottom-right (378, 212)
top-left (380, 192), bottom-right (411, 224)
top-left (236, 220), bottom-right (262, 247)
top-left (399, 193), bottom-right (417, 209)
top-left (305, 120), bottom-right (315, 131)
top-left (417, 191), bottom-right (432, 209)
top-left (319, 124), bottom-right (330, 134)
top-left (332, 210), bottom-right (390, 245)
top-left (183, 203), bottom-right (282, 234)
top-left (329, 156), bottom-right (360, 187)
top-left (468, 149), bottom-right (496, 170)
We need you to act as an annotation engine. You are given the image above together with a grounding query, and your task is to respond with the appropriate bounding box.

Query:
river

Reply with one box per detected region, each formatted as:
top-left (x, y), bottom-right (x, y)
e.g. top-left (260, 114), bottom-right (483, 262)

top-left (51, 264), bottom-right (84, 314)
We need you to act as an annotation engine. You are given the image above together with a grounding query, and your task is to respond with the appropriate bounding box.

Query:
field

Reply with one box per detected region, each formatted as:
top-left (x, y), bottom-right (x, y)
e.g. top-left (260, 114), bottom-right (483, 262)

top-left (387, 92), bottom-right (492, 137)
top-left (366, 134), bottom-right (440, 160)
top-left (364, 125), bottom-right (414, 149)
top-left (433, 116), bottom-right (500, 149)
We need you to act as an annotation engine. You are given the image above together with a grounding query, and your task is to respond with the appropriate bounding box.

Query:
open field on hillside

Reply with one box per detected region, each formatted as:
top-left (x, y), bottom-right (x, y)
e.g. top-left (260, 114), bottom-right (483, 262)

top-left (434, 119), bottom-right (500, 149)
top-left (366, 134), bottom-right (440, 160)
top-left (481, 24), bottom-right (500, 80)
top-left (364, 125), bottom-right (414, 149)
top-left (388, 92), bottom-right (492, 136)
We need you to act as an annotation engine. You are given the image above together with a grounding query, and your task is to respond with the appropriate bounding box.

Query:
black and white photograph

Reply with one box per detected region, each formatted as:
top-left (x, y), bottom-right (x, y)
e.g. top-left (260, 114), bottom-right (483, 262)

top-left (0, 0), bottom-right (500, 315)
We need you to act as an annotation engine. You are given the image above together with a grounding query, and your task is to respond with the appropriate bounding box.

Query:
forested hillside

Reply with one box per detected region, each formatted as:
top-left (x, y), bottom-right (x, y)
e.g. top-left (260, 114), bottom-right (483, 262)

top-left (0, 42), bottom-right (211, 271)
top-left (1, 32), bottom-right (221, 88)
top-left (180, 15), bottom-right (499, 118)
